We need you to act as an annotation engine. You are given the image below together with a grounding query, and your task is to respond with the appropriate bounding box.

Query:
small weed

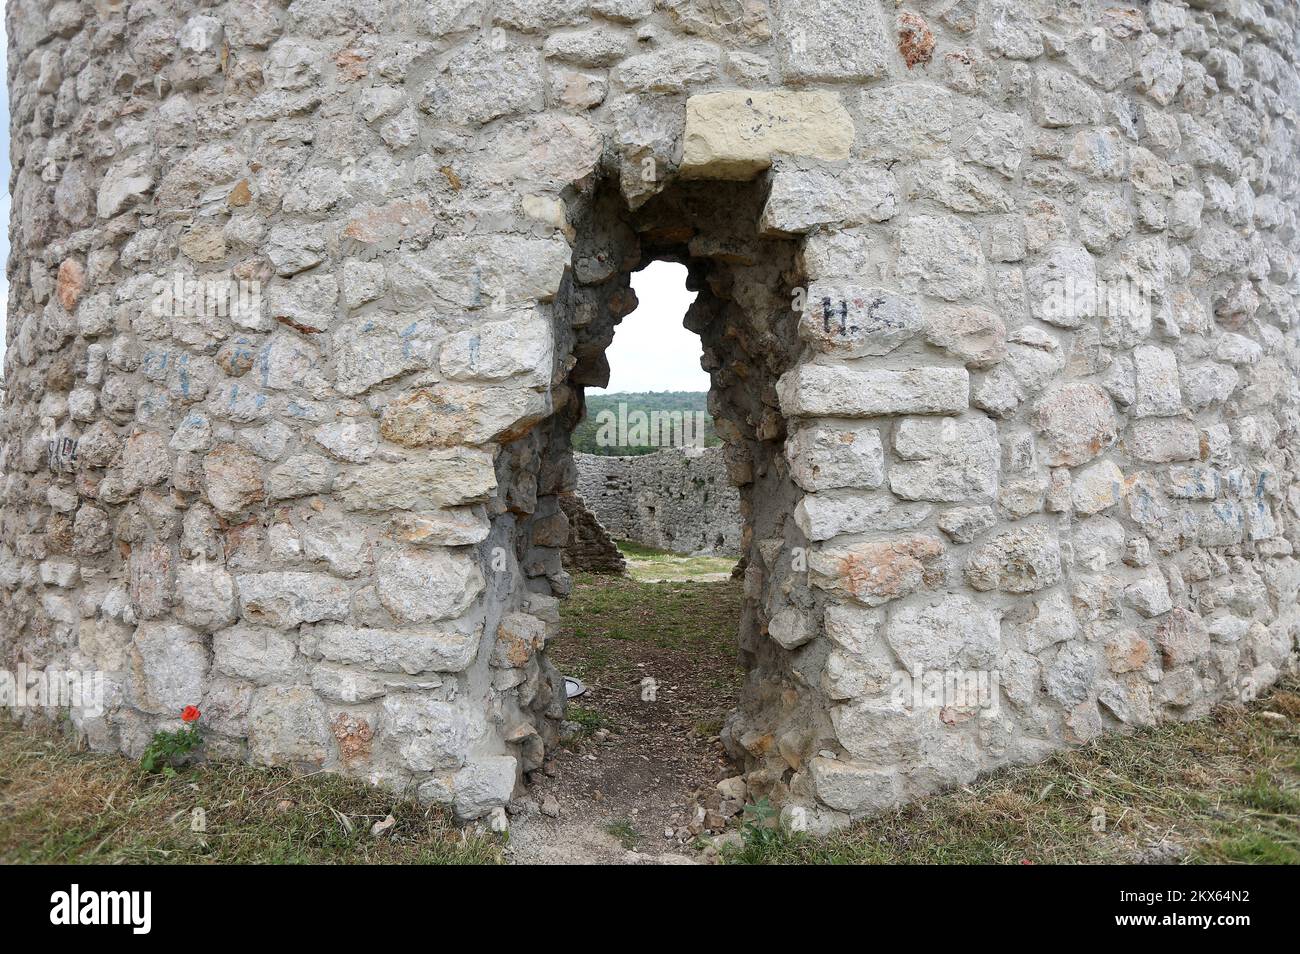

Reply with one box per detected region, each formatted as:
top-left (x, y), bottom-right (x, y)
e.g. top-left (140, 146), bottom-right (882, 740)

top-left (605, 819), bottom-right (640, 850)
top-left (693, 717), bottom-right (724, 739)
top-left (566, 705), bottom-right (606, 736)
top-left (724, 798), bottom-right (789, 859)
top-left (140, 715), bottom-right (203, 776)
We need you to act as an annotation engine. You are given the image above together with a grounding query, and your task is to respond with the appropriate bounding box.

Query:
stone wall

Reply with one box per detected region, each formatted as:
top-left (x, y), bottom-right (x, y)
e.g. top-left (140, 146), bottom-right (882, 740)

top-left (4, 0), bottom-right (1299, 830)
top-left (575, 448), bottom-right (742, 555)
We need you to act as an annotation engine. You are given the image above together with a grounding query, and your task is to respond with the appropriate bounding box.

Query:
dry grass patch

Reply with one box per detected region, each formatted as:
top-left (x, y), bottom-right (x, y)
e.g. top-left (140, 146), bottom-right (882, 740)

top-left (726, 678), bottom-right (1300, 865)
top-left (0, 720), bottom-right (501, 865)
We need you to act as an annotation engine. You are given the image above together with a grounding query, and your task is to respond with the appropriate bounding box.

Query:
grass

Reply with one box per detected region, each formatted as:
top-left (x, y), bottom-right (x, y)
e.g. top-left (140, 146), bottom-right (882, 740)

top-left (616, 540), bottom-right (738, 583)
top-left (565, 704), bottom-right (608, 736)
top-left (693, 717), bottom-right (725, 739)
top-left (723, 680), bottom-right (1300, 865)
top-left (605, 818), bottom-right (640, 850)
top-left (552, 570), bottom-right (745, 685)
top-left (0, 721), bottom-right (502, 865)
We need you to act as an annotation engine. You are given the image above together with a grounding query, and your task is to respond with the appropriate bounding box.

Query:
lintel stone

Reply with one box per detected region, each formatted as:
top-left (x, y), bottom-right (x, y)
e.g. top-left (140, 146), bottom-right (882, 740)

top-left (679, 90), bottom-right (854, 180)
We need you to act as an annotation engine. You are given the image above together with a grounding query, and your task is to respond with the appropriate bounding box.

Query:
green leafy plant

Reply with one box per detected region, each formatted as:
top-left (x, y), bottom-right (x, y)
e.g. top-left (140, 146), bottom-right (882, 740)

top-left (605, 818), bottom-right (640, 850)
top-left (565, 705), bottom-right (606, 736)
top-left (141, 706), bottom-right (204, 776)
top-left (725, 797), bottom-right (797, 861)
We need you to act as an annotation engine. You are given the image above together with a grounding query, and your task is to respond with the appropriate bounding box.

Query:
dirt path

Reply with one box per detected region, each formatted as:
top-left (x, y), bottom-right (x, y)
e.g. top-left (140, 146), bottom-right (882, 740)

top-left (505, 574), bottom-right (744, 865)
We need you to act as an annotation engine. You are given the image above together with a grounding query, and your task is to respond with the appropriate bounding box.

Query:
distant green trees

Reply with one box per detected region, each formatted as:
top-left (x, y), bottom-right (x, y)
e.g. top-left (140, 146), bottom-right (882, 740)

top-left (571, 391), bottom-right (720, 456)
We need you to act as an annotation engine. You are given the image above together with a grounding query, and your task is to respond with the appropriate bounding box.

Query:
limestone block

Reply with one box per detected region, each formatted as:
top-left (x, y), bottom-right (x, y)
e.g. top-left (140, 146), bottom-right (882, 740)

top-left (1008, 591), bottom-right (1078, 654)
top-left (176, 563), bottom-right (238, 632)
top-left (248, 686), bottom-right (334, 767)
top-left (300, 514), bottom-right (369, 578)
top-left (960, 110), bottom-right (1026, 177)
top-left (809, 534), bottom-right (947, 607)
top-left (1031, 384), bottom-right (1118, 467)
top-left (388, 508), bottom-right (492, 548)
top-left (336, 453), bottom-right (497, 512)
top-left (795, 285), bottom-right (921, 358)
top-left (1032, 68), bottom-right (1103, 127)
top-left (612, 40), bottom-right (720, 93)
top-left (375, 548), bottom-right (485, 624)
top-left (1071, 459), bottom-right (1124, 516)
top-left (453, 756), bottom-right (519, 819)
top-left (267, 454), bottom-right (336, 501)
top-left (236, 572), bottom-right (350, 630)
top-left (1127, 418), bottom-right (1200, 463)
top-left (923, 305), bottom-right (1007, 369)
top-left (887, 593), bottom-right (1001, 675)
top-left (420, 37), bottom-right (544, 126)
top-left (896, 214), bottom-right (986, 301)
top-left (785, 422), bottom-right (885, 492)
top-left (679, 90), bottom-right (854, 179)
top-left (1043, 641), bottom-right (1100, 706)
top-left (809, 756), bottom-right (903, 814)
top-left (778, 365), bottom-right (969, 418)
top-left (858, 84), bottom-right (953, 161)
top-left (264, 273), bottom-right (337, 335)
top-left (936, 506), bottom-right (997, 544)
top-left (1155, 608), bottom-right (1211, 669)
top-left (440, 311), bottom-right (554, 387)
top-left (312, 419), bottom-right (378, 463)
top-left (772, 0), bottom-right (890, 82)
top-left (379, 694), bottom-right (473, 772)
top-left (128, 622), bottom-right (209, 716)
top-left (543, 28), bottom-right (630, 66)
top-left (768, 608), bottom-right (812, 650)
top-left (890, 416), bottom-right (1000, 502)
top-left (492, 612), bottom-right (548, 668)
top-left (379, 384), bottom-right (550, 448)
top-left (759, 159), bottom-right (897, 234)
top-left (493, 0), bottom-right (589, 32)
top-left (965, 524), bottom-right (1063, 593)
top-left (1132, 346), bottom-right (1182, 418)
top-left (795, 491), bottom-right (930, 541)
top-left (314, 624), bottom-right (480, 675)
top-left (1027, 242), bottom-right (1096, 328)
top-left (214, 625), bottom-right (305, 683)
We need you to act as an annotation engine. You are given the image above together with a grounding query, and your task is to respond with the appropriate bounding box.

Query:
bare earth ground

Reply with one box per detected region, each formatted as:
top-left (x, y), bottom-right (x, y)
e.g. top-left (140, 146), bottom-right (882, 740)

top-left (505, 569), bottom-right (745, 864)
top-left (507, 555), bottom-right (1300, 865)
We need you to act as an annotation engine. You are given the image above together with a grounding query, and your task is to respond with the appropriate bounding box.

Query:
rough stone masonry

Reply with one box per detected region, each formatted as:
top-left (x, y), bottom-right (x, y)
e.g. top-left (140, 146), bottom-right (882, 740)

top-left (575, 448), bottom-right (743, 556)
top-left (2, 0), bottom-right (1298, 832)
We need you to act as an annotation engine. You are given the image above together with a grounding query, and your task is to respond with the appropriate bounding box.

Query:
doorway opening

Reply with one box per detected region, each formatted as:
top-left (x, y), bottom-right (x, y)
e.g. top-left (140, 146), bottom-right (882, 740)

top-left (499, 175), bottom-right (813, 859)
top-left (568, 259), bottom-right (739, 572)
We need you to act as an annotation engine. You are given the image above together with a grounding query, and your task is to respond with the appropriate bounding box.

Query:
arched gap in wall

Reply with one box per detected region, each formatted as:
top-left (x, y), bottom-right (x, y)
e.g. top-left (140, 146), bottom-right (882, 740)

top-left (504, 175), bottom-right (810, 844)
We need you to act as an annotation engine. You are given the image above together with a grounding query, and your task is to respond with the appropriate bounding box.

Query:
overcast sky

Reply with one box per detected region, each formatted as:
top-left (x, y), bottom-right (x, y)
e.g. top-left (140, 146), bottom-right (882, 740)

top-left (601, 260), bottom-right (710, 394)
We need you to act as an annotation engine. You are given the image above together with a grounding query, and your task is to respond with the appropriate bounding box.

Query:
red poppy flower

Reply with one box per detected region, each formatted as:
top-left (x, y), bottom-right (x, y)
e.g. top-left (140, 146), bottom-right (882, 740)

top-left (181, 705), bottom-right (201, 723)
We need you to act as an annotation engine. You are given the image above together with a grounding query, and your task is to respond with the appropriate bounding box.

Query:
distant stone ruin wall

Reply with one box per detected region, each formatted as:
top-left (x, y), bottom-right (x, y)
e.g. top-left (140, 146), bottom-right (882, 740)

top-left (575, 449), bottom-right (742, 556)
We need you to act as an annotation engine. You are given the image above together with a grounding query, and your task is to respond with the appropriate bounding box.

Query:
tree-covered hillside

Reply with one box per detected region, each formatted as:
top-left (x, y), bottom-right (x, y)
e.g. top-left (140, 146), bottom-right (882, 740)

top-left (572, 391), bottom-right (719, 456)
